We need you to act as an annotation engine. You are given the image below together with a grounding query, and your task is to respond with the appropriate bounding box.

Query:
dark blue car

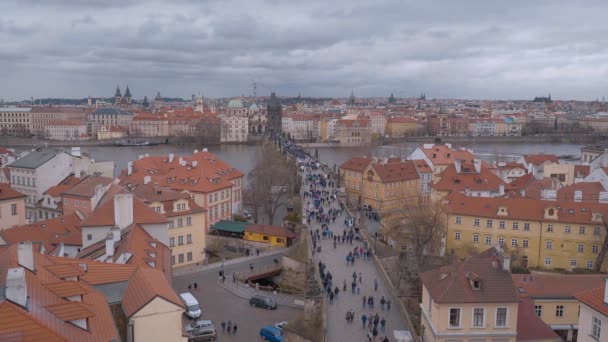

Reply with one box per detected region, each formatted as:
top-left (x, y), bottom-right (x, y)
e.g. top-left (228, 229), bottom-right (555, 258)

top-left (259, 325), bottom-right (284, 342)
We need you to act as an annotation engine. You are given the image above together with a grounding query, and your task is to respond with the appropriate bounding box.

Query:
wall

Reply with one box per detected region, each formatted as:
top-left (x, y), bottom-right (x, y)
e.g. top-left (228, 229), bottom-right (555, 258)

top-left (433, 302), bottom-right (518, 341)
top-left (577, 303), bottom-right (605, 342)
top-left (206, 235), bottom-right (277, 254)
top-left (82, 225), bottom-right (111, 248)
top-left (532, 299), bottom-right (580, 326)
top-left (131, 297), bottom-right (187, 342)
top-left (0, 197), bottom-right (26, 230)
top-left (279, 255), bottom-right (306, 292)
top-left (244, 231), bottom-right (288, 247)
top-left (168, 211), bottom-right (206, 267)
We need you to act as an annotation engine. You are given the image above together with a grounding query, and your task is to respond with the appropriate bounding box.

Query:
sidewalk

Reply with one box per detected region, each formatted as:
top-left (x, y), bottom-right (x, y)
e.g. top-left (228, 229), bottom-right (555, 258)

top-left (173, 248), bottom-right (287, 277)
top-left (216, 278), bottom-right (305, 309)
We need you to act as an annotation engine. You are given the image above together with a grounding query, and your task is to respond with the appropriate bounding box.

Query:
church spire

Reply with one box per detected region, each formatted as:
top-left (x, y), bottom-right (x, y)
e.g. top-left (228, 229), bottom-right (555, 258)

top-left (125, 85), bottom-right (131, 98)
top-left (115, 85), bottom-right (122, 97)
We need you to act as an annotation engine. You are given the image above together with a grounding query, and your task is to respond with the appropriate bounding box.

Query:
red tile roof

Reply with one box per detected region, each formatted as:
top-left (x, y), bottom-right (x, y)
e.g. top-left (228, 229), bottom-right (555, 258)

top-left (0, 213), bottom-right (83, 251)
top-left (80, 193), bottom-right (168, 227)
top-left (418, 144), bottom-right (475, 166)
top-left (387, 116), bottom-right (417, 124)
top-left (557, 182), bottom-right (605, 202)
top-left (512, 273), bottom-right (606, 299)
top-left (433, 163), bottom-right (505, 192)
top-left (245, 224), bottom-right (296, 238)
top-left (575, 165), bottom-right (591, 178)
top-left (523, 154), bottom-right (559, 166)
top-left (420, 247), bottom-right (520, 304)
top-left (340, 157), bottom-right (372, 172)
top-left (371, 160), bottom-right (420, 183)
top-left (44, 175), bottom-right (81, 198)
top-left (63, 175), bottom-right (113, 198)
top-left (575, 285), bottom-right (608, 317)
top-left (516, 297), bottom-right (561, 342)
top-left (0, 184), bottom-right (25, 201)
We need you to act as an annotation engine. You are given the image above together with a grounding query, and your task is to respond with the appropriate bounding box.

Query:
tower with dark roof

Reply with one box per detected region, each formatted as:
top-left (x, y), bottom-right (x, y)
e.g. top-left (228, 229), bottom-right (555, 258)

top-left (115, 85), bottom-right (122, 104)
top-left (124, 85), bottom-right (132, 104)
top-left (267, 92), bottom-right (282, 133)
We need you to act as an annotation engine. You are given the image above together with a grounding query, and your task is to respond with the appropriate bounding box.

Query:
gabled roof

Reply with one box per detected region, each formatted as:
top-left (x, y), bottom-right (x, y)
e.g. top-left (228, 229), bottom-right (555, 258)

top-left (245, 224), bottom-right (296, 238)
top-left (420, 247), bottom-right (519, 304)
top-left (0, 184), bottom-right (25, 201)
top-left (557, 182), bottom-right (605, 202)
top-left (7, 151), bottom-right (57, 169)
top-left (522, 154), bottom-right (559, 166)
top-left (80, 193), bottom-right (168, 227)
top-left (512, 273), bottom-right (606, 299)
top-left (516, 297), bottom-right (561, 342)
top-left (0, 213), bottom-right (83, 251)
top-left (63, 175), bottom-right (113, 198)
top-left (575, 286), bottom-right (608, 317)
top-left (371, 160), bottom-right (420, 183)
top-left (417, 144), bottom-right (475, 166)
top-left (433, 161), bottom-right (505, 192)
top-left (44, 175), bottom-right (81, 198)
top-left (339, 157), bottom-right (372, 172)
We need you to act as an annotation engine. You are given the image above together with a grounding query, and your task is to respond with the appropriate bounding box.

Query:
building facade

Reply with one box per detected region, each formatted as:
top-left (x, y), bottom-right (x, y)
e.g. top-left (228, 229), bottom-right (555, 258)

top-left (0, 184), bottom-right (26, 230)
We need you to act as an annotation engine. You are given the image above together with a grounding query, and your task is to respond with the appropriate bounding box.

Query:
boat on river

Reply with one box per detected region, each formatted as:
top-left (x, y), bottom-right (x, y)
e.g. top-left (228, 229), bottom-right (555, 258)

top-left (114, 140), bottom-right (161, 147)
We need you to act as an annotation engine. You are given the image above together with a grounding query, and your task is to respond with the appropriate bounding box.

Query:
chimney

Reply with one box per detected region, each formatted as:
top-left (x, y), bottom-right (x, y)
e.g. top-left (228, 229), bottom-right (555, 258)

top-left (465, 186), bottom-right (470, 195)
top-left (105, 232), bottom-right (116, 258)
top-left (17, 242), bottom-right (35, 272)
top-left (455, 159), bottom-right (462, 173)
top-left (520, 189), bottom-right (526, 198)
top-left (604, 278), bottom-right (608, 304)
top-left (169, 153), bottom-right (174, 163)
top-left (144, 176), bottom-right (151, 185)
top-left (138, 154), bottom-right (144, 160)
top-left (144, 153), bottom-right (149, 158)
top-left (574, 190), bottom-right (582, 202)
top-left (113, 193), bottom-right (134, 229)
top-left (194, 149), bottom-right (199, 154)
top-left (71, 147), bottom-right (81, 157)
top-left (473, 159), bottom-right (481, 173)
top-left (499, 184), bottom-right (505, 196)
top-left (178, 157), bottom-right (184, 166)
top-left (203, 148), bottom-right (208, 152)
top-left (192, 161), bottom-right (198, 168)
top-left (127, 161), bottom-right (133, 176)
top-left (6, 267), bottom-right (27, 308)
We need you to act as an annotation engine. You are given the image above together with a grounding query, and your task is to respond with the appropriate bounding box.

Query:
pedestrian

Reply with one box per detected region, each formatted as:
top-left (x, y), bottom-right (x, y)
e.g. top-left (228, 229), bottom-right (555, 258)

top-left (380, 296), bottom-right (386, 310)
top-left (334, 286), bottom-right (340, 299)
top-left (250, 263), bottom-right (254, 272)
top-left (361, 313), bottom-right (367, 328)
top-left (386, 299), bottom-right (391, 311)
top-left (194, 282), bottom-right (198, 291)
top-left (329, 292), bottom-right (334, 304)
top-left (374, 278), bottom-right (378, 291)
top-left (362, 295), bottom-right (367, 308)
top-left (221, 321), bottom-right (226, 333)
top-left (357, 285), bottom-right (360, 295)
top-left (373, 327), bottom-right (378, 337)
top-left (233, 323), bottom-right (237, 334)
top-left (188, 283), bottom-right (192, 291)
top-left (226, 320), bottom-right (232, 334)
top-left (380, 317), bottom-right (386, 333)
top-left (359, 272), bottom-right (362, 284)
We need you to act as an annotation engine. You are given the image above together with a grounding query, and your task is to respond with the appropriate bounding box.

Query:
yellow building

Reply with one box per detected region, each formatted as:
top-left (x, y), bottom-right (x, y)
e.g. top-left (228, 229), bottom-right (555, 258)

top-left (340, 157), bottom-right (420, 213)
top-left (244, 224), bottom-right (295, 247)
top-left (130, 183), bottom-right (207, 267)
top-left (512, 273), bottom-right (606, 341)
top-left (419, 247), bottom-right (521, 342)
top-left (385, 116), bottom-right (418, 137)
top-left (444, 193), bottom-right (608, 272)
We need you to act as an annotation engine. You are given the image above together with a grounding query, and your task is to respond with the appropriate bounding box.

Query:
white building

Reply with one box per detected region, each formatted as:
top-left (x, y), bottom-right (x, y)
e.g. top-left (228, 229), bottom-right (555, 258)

top-left (367, 113), bottom-right (387, 135)
top-left (282, 114), bottom-right (319, 141)
top-left (575, 279), bottom-right (607, 342)
top-left (0, 107), bottom-right (32, 136)
top-left (45, 120), bottom-right (88, 141)
top-left (87, 108), bottom-right (133, 137)
top-left (219, 99), bottom-right (249, 143)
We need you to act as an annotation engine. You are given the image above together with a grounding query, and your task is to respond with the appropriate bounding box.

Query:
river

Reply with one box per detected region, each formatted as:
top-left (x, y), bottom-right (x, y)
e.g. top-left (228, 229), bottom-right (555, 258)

top-left (10, 141), bottom-right (584, 177)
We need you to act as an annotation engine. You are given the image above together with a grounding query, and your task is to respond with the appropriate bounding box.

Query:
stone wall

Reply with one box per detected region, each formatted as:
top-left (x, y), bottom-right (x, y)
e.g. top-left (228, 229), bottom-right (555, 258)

top-left (206, 235), bottom-right (278, 255)
top-left (279, 255), bottom-right (307, 292)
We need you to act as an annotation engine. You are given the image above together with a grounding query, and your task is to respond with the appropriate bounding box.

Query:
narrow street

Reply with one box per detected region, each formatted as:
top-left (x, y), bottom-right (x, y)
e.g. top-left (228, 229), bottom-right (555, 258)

top-left (304, 167), bottom-right (408, 342)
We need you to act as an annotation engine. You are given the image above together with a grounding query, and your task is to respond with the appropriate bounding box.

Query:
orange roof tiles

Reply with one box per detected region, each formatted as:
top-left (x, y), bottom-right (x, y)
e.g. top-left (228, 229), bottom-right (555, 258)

top-left (419, 144), bottom-right (475, 166)
top-left (45, 281), bottom-right (88, 299)
top-left (63, 175), bottom-right (112, 198)
top-left (512, 273), bottom-right (606, 299)
top-left (387, 116), bottom-right (417, 124)
top-left (433, 163), bottom-right (505, 192)
top-left (0, 213), bottom-right (83, 250)
top-left (0, 184), bottom-right (25, 201)
top-left (80, 194), bottom-right (168, 227)
top-left (575, 286), bottom-right (608, 316)
top-left (340, 157), bottom-right (372, 172)
top-left (45, 264), bottom-right (85, 279)
top-left (0, 302), bottom-right (65, 342)
top-left (45, 302), bottom-right (94, 321)
top-left (44, 175), bottom-right (81, 198)
top-left (119, 151), bottom-right (244, 194)
top-left (516, 297), bottom-right (561, 342)
top-left (48, 257), bottom-right (137, 285)
top-left (121, 267), bottom-right (183, 317)
top-left (557, 182), bottom-right (604, 202)
top-left (245, 224), bottom-right (296, 238)
top-left (523, 154), bottom-right (559, 166)
top-left (371, 160), bottom-right (420, 183)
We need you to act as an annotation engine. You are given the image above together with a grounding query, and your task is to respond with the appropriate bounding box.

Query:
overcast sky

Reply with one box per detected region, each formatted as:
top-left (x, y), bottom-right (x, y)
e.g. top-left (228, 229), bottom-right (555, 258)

top-left (1, 0), bottom-right (607, 101)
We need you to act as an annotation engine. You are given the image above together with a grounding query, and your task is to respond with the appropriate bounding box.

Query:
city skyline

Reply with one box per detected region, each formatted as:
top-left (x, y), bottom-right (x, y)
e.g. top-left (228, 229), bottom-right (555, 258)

top-left (2, 1), bottom-right (608, 101)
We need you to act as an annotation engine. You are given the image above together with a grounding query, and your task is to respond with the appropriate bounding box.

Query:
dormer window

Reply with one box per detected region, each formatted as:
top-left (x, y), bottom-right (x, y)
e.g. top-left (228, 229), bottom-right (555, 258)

top-left (472, 280), bottom-right (481, 290)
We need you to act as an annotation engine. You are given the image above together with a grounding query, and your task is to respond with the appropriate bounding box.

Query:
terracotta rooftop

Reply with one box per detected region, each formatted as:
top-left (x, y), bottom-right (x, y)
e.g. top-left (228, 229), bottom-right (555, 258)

top-left (0, 213), bottom-right (83, 251)
top-left (574, 164), bottom-right (591, 178)
top-left (420, 247), bottom-right (520, 304)
top-left (522, 154), bottom-right (559, 166)
top-left (516, 297), bottom-right (561, 342)
top-left (0, 183), bottom-right (25, 201)
top-left (418, 144), bottom-right (475, 166)
top-left (433, 162), bottom-right (505, 192)
top-left (45, 301), bottom-right (94, 321)
top-left (411, 159), bottom-right (432, 174)
top-left (575, 285), bottom-right (608, 317)
top-left (512, 273), bottom-right (606, 299)
top-left (63, 175), bottom-right (113, 198)
top-left (245, 224), bottom-right (296, 238)
top-left (44, 175), bottom-right (81, 198)
top-left (387, 116), bottom-right (417, 124)
top-left (80, 192), bottom-right (168, 227)
top-left (371, 160), bottom-right (420, 183)
top-left (557, 181), bottom-right (605, 203)
top-left (340, 157), bottom-right (372, 172)
top-left (118, 151), bottom-right (244, 194)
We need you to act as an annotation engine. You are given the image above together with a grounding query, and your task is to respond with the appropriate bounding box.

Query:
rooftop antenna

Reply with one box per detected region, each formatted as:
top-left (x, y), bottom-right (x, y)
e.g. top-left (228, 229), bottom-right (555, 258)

top-left (252, 81), bottom-right (257, 98)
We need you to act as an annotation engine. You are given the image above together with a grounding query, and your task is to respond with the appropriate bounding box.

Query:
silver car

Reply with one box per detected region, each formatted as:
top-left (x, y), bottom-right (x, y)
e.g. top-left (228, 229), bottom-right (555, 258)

top-left (185, 320), bottom-right (215, 333)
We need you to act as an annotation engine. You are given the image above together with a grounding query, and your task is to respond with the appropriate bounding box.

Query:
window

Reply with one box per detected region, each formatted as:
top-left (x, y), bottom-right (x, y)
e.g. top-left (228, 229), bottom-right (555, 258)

top-left (523, 239), bottom-right (529, 248)
top-left (154, 206), bottom-right (161, 213)
top-left (474, 218), bottom-right (480, 226)
top-left (499, 221), bottom-right (505, 229)
top-left (472, 308), bottom-right (484, 327)
top-left (546, 241), bottom-right (553, 249)
top-left (11, 204), bottom-right (17, 216)
top-left (570, 259), bottom-right (578, 268)
top-left (496, 308), bottom-right (507, 327)
top-left (187, 234), bottom-right (192, 244)
top-left (169, 220), bottom-right (174, 229)
top-left (535, 305), bottom-right (542, 317)
top-left (545, 257), bottom-right (552, 266)
top-left (587, 260), bottom-right (594, 269)
top-left (473, 234), bottom-right (480, 243)
top-left (455, 216), bottom-right (461, 224)
top-left (546, 224), bottom-right (553, 232)
top-left (485, 236), bottom-right (492, 245)
top-left (171, 255), bottom-right (175, 265)
top-left (592, 316), bottom-right (601, 340)
top-left (449, 308), bottom-right (461, 328)
top-left (512, 222), bottom-right (519, 230)
top-left (169, 237), bottom-right (175, 247)
top-left (593, 245), bottom-right (599, 254)
top-left (579, 226), bottom-right (586, 235)
top-left (594, 227), bottom-right (601, 236)
top-left (498, 237), bottom-right (504, 246)
top-left (178, 254), bottom-right (184, 263)
top-left (486, 220), bottom-right (493, 228)
top-left (178, 236), bottom-right (184, 245)
top-left (565, 225), bottom-right (571, 233)
top-left (187, 252), bottom-right (193, 261)
top-left (556, 305), bottom-right (564, 317)
top-left (75, 200), bottom-right (79, 207)
top-left (187, 216), bottom-right (192, 226)
top-left (511, 239), bottom-right (518, 247)
top-left (455, 232), bottom-right (461, 240)
top-left (87, 234), bottom-right (92, 241)
top-left (578, 243), bottom-right (584, 253)
top-left (178, 218), bottom-right (183, 227)
top-left (524, 223), bottom-right (530, 231)
top-left (82, 202), bottom-right (87, 208)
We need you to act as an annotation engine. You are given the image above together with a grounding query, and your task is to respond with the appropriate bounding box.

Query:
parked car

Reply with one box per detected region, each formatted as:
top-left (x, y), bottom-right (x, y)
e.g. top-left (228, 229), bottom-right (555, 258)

top-left (185, 320), bottom-right (215, 333)
top-left (180, 292), bottom-right (202, 319)
top-left (274, 321), bottom-right (288, 330)
top-left (260, 325), bottom-right (284, 342)
top-left (249, 295), bottom-right (277, 310)
top-left (188, 326), bottom-right (217, 342)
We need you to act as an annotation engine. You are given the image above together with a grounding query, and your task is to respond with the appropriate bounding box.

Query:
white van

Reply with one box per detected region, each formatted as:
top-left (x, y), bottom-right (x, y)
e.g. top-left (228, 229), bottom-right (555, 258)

top-left (180, 293), bottom-right (202, 319)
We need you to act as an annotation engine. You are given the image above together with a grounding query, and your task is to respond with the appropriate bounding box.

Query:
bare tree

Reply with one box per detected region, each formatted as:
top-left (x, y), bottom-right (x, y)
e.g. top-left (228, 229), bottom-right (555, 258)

top-left (594, 219), bottom-right (608, 272)
top-left (244, 142), bottom-right (298, 224)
